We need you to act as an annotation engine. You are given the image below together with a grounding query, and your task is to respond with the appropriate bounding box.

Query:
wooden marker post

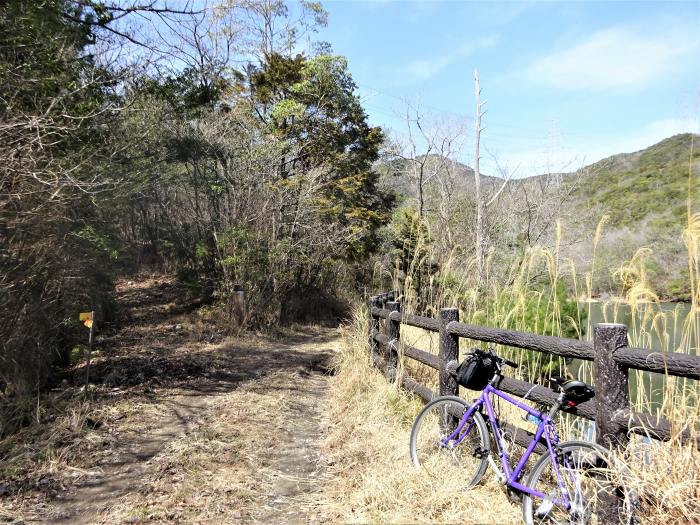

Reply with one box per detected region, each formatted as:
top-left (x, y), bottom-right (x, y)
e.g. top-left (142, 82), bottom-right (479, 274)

top-left (232, 285), bottom-right (246, 328)
top-left (368, 296), bottom-right (380, 362)
top-left (79, 311), bottom-right (95, 389)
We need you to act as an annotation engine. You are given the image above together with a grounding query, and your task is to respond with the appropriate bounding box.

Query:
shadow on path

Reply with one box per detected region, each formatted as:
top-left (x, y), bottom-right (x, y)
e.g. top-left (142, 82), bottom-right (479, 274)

top-left (41, 275), bottom-right (339, 524)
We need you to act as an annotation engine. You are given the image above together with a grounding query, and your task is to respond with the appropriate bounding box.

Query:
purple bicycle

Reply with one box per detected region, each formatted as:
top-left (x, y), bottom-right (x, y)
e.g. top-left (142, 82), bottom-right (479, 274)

top-left (410, 349), bottom-right (634, 524)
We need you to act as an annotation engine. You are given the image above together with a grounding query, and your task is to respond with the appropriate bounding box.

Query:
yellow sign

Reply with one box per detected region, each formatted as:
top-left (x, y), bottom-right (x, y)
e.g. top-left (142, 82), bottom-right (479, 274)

top-left (79, 312), bottom-right (94, 328)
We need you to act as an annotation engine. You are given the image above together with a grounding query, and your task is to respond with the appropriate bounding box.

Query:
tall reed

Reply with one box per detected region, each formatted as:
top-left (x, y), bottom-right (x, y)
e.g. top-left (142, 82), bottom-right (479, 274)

top-left (351, 141), bottom-right (700, 521)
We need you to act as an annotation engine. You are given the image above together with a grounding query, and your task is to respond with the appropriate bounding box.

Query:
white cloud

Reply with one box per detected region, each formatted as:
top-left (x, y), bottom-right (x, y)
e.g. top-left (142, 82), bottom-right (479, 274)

top-left (641, 118), bottom-right (700, 142)
top-left (485, 117), bottom-right (700, 178)
top-left (527, 26), bottom-right (698, 90)
top-left (399, 35), bottom-right (498, 84)
top-left (405, 56), bottom-right (453, 82)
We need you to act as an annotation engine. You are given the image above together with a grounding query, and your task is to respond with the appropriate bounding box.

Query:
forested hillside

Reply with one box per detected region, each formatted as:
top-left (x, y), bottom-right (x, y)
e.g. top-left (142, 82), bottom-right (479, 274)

top-left (0, 0), bottom-right (392, 419)
top-left (562, 133), bottom-right (700, 299)
top-left (380, 133), bottom-right (700, 300)
top-left (574, 133), bottom-right (700, 229)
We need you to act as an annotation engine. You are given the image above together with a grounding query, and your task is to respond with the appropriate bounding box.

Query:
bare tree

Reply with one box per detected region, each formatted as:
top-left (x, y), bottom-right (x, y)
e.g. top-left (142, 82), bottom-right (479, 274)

top-left (471, 69), bottom-right (508, 287)
top-left (473, 70), bottom-right (486, 286)
top-left (223, 0), bottom-right (328, 61)
top-left (392, 103), bottom-right (469, 241)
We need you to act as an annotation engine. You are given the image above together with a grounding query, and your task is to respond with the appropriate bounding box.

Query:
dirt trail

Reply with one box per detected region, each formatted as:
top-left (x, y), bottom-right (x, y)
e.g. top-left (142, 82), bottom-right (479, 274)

top-left (20, 276), bottom-right (338, 524)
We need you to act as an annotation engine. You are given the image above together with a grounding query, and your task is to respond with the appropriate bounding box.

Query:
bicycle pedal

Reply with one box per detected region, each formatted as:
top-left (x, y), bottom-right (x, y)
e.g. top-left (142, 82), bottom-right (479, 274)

top-left (472, 446), bottom-right (488, 459)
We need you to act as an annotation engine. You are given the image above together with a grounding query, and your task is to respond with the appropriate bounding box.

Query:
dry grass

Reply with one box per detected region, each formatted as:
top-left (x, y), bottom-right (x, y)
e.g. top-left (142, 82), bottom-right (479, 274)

top-left (317, 306), bottom-right (700, 525)
top-left (0, 390), bottom-right (163, 522)
top-left (313, 310), bottom-right (523, 524)
top-left (623, 436), bottom-right (700, 525)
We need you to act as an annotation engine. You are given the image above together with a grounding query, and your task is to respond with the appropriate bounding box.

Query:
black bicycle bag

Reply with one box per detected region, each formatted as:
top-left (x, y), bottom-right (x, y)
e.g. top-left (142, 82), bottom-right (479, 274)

top-left (454, 352), bottom-right (496, 391)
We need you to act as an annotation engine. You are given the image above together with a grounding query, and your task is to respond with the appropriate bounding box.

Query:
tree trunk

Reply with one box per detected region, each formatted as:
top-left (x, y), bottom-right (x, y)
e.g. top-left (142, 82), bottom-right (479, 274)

top-left (473, 69), bottom-right (486, 288)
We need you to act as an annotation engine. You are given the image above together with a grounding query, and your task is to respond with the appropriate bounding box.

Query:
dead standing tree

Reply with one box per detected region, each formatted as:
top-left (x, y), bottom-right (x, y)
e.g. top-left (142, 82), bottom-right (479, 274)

top-left (472, 69), bottom-right (507, 288)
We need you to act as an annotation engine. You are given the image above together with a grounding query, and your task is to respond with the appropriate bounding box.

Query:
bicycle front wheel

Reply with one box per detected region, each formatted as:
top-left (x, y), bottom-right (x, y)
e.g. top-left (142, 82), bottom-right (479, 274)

top-left (409, 396), bottom-right (490, 488)
top-left (522, 440), bottom-right (635, 525)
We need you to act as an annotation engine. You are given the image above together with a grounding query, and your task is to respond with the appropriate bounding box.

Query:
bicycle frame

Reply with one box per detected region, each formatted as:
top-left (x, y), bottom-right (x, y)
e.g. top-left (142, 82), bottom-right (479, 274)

top-left (441, 383), bottom-right (572, 507)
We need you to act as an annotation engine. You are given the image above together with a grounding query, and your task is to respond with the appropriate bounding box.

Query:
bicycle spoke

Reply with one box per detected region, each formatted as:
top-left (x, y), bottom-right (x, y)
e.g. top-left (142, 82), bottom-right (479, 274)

top-left (524, 442), bottom-right (633, 525)
top-left (410, 397), bottom-right (489, 488)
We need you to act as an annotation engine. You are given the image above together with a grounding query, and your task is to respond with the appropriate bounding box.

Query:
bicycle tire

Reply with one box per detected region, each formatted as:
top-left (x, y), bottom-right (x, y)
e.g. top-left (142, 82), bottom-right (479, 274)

top-left (522, 440), bottom-right (636, 525)
top-left (409, 395), bottom-right (490, 488)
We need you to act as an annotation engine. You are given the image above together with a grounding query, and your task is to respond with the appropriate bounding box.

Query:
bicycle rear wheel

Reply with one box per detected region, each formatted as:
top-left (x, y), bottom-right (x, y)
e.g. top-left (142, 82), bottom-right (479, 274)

top-left (522, 440), bottom-right (636, 525)
top-left (409, 396), bottom-right (490, 488)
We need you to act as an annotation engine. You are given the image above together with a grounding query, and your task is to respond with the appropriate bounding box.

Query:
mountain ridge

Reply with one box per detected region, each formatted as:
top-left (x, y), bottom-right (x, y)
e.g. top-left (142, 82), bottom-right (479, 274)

top-left (380, 133), bottom-right (700, 299)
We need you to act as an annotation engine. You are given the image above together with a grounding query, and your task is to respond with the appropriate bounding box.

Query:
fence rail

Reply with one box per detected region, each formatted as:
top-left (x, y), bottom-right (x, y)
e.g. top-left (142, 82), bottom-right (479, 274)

top-left (368, 293), bottom-right (700, 450)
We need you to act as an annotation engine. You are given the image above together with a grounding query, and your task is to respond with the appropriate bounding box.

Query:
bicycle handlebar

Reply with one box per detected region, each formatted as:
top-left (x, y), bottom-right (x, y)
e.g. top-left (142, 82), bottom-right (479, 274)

top-left (472, 348), bottom-right (517, 369)
top-left (502, 357), bottom-right (518, 368)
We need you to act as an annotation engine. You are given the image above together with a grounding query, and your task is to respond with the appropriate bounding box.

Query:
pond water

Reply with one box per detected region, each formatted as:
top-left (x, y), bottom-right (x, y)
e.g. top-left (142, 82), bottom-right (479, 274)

top-left (571, 301), bottom-right (696, 415)
top-left (584, 301), bottom-right (693, 351)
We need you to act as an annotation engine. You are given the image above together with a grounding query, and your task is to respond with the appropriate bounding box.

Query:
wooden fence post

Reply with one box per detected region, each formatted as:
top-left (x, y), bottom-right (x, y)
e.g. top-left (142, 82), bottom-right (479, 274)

top-left (385, 301), bottom-right (401, 375)
top-left (368, 296), bottom-right (380, 362)
top-left (439, 308), bottom-right (459, 397)
top-left (593, 323), bottom-right (630, 449)
top-left (232, 285), bottom-right (246, 328)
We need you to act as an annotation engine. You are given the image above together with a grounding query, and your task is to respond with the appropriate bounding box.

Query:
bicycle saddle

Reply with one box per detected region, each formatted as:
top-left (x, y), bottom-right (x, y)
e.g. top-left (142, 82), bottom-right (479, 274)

top-left (550, 377), bottom-right (595, 405)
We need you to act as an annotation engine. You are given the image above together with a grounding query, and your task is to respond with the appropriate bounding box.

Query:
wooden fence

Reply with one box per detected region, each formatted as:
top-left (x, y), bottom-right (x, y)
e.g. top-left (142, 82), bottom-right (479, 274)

top-left (368, 291), bottom-right (700, 451)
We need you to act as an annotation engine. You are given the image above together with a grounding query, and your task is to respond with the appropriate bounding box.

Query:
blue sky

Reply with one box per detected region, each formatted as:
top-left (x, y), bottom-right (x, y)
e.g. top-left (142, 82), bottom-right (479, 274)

top-left (316, 0), bottom-right (700, 177)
